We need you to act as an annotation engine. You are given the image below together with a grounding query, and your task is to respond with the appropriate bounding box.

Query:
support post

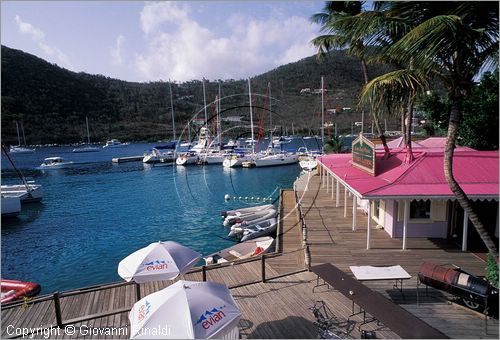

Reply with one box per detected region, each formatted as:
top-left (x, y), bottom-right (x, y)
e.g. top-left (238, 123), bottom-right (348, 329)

top-left (403, 200), bottom-right (409, 250)
top-left (326, 172), bottom-right (329, 193)
top-left (352, 196), bottom-right (357, 231)
top-left (462, 211), bottom-right (469, 252)
top-left (331, 177), bottom-right (334, 200)
top-left (261, 254), bottom-right (266, 283)
top-left (336, 180), bottom-right (340, 207)
top-left (367, 201), bottom-right (372, 249)
top-left (344, 187), bottom-right (347, 217)
top-left (202, 265), bottom-right (207, 281)
top-left (53, 292), bottom-right (63, 328)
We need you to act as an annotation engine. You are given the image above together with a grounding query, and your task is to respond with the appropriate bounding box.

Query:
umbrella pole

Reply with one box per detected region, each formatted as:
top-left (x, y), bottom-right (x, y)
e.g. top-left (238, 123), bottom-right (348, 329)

top-left (135, 282), bottom-right (141, 301)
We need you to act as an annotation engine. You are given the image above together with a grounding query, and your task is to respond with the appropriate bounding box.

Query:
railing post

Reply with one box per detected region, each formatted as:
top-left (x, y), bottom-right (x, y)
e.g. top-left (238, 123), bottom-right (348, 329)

top-left (261, 254), bottom-right (266, 283)
top-left (135, 282), bottom-right (141, 301)
top-left (53, 292), bottom-right (63, 328)
top-left (202, 265), bottom-right (207, 281)
top-left (305, 245), bottom-right (311, 271)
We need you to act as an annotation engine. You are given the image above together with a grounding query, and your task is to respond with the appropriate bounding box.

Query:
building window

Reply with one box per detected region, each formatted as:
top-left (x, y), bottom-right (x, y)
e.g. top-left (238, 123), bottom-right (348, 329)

top-left (410, 200), bottom-right (431, 219)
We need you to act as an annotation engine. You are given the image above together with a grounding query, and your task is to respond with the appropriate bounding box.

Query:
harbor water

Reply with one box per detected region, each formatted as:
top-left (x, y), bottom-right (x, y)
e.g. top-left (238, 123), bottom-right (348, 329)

top-left (1, 139), bottom-right (320, 294)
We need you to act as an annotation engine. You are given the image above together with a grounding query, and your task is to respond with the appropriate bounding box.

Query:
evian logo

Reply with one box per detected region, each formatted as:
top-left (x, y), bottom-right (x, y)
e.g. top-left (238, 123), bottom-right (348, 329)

top-left (143, 259), bottom-right (170, 271)
top-left (137, 300), bottom-right (152, 322)
top-left (195, 306), bottom-right (226, 330)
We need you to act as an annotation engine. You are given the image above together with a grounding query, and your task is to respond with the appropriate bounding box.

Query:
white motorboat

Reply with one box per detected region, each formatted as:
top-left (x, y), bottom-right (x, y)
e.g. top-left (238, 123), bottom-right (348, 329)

top-left (38, 157), bottom-right (74, 169)
top-left (1, 182), bottom-right (43, 203)
top-left (254, 152), bottom-right (298, 167)
top-left (221, 204), bottom-right (274, 218)
top-left (103, 139), bottom-right (130, 148)
top-left (143, 143), bottom-right (176, 164)
top-left (204, 236), bottom-right (274, 265)
top-left (223, 152), bottom-right (256, 168)
top-left (1, 195), bottom-right (21, 218)
top-left (223, 208), bottom-right (276, 227)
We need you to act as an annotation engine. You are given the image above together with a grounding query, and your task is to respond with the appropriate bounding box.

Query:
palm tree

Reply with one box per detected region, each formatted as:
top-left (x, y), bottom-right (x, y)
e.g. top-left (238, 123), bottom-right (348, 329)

top-left (310, 1), bottom-right (392, 158)
top-left (363, 2), bottom-right (499, 254)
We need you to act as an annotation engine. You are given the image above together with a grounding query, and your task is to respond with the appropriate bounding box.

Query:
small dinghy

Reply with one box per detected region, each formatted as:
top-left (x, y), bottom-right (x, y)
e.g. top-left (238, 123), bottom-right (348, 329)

top-left (221, 204), bottom-right (274, 218)
top-left (240, 221), bottom-right (278, 242)
top-left (230, 210), bottom-right (277, 228)
top-left (228, 218), bottom-right (278, 242)
top-left (223, 208), bottom-right (276, 227)
top-left (1, 279), bottom-right (41, 304)
top-left (204, 237), bottom-right (275, 265)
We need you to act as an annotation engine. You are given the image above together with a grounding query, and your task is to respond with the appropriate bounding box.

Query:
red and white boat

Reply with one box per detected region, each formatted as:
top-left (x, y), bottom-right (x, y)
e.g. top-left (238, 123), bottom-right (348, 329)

top-left (1, 279), bottom-right (41, 304)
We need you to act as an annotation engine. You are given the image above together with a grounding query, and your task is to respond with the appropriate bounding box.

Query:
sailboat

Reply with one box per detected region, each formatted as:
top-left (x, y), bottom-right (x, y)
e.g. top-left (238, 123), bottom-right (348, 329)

top-left (72, 117), bottom-right (100, 153)
top-left (9, 121), bottom-right (35, 153)
top-left (299, 76), bottom-right (325, 171)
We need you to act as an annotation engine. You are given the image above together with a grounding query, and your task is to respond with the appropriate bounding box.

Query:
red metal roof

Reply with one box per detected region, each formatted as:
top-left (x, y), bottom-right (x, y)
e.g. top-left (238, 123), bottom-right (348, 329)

top-left (319, 149), bottom-right (499, 199)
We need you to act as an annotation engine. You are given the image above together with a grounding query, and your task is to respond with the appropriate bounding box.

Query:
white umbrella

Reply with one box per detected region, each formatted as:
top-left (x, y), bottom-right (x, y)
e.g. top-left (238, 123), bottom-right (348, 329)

top-left (129, 280), bottom-right (241, 339)
top-left (118, 241), bottom-right (202, 283)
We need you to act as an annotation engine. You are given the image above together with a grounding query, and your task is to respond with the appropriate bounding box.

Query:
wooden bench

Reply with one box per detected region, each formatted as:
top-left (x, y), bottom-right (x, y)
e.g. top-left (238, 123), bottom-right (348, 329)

top-left (312, 263), bottom-right (448, 339)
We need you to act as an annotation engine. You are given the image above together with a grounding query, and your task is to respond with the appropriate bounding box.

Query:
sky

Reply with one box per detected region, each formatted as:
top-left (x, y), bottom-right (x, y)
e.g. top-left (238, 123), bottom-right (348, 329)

top-left (1, 1), bottom-right (325, 83)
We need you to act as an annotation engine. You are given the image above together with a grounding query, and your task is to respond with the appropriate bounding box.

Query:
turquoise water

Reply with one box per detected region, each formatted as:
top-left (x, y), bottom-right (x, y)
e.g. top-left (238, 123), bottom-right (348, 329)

top-left (1, 141), bottom-right (316, 294)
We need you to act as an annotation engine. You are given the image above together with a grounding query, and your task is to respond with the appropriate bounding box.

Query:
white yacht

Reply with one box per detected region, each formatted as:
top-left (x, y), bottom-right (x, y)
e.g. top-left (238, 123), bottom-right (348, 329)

top-left (38, 157), bottom-right (74, 169)
top-left (9, 121), bottom-right (35, 153)
top-left (1, 182), bottom-right (43, 203)
top-left (254, 152), bottom-right (298, 167)
top-left (143, 143), bottom-right (176, 164)
top-left (103, 139), bottom-right (130, 148)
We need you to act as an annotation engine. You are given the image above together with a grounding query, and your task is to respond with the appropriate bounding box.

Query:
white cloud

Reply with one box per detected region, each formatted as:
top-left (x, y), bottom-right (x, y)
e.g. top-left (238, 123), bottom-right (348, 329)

top-left (135, 2), bottom-right (320, 82)
top-left (14, 15), bottom-right (73, 70)
top-left (111, 35), bottom-right (126, 65)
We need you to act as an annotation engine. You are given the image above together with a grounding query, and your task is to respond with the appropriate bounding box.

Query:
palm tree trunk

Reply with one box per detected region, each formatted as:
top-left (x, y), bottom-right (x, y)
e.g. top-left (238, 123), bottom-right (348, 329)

top-left (361, 58), bottom-right (390, 158)
top-left (403, 100), bottom-right (415, 164)
top-left (444, 98), bottom-right (498, 256)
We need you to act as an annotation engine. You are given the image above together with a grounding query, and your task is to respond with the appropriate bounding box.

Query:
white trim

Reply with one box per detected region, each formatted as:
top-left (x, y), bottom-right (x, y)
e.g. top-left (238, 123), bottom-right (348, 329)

top-left (336, 180), bottom-right (340, 207)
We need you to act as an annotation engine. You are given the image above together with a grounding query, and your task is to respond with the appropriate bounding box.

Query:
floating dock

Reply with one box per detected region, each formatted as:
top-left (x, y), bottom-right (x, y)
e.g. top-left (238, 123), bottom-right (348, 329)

top-left (111, 156), bottom-right (144, 163)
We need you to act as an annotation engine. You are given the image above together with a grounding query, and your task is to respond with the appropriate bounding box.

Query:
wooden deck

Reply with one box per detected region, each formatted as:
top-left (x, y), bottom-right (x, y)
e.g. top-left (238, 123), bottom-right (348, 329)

top-left (295, 172), bottom-right (498, 339)
top-left (1, 176), bottom-right (498, 339)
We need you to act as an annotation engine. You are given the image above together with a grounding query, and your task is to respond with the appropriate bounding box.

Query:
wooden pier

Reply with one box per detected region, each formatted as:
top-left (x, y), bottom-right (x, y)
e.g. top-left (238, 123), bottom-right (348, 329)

top-left (1, 175), bottom-right (498, 339)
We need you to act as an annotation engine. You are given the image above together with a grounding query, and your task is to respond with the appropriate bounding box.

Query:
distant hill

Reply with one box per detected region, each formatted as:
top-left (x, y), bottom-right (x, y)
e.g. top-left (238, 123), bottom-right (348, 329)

top-left (1, 45), bottom-right (395, 145)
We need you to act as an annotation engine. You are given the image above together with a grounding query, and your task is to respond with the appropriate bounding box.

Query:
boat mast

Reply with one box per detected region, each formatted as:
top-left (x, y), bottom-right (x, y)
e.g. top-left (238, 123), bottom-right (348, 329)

top-left (86, 116), bottom-right (91, 144)
top-left (268, 82), bottom-right (272, 140)
top-left (21, 122), bottom-right (27, 146)
top-left (202, 78), bottom-right (208, 128)
top-left (169, 81), bottom-right (176, 141)
top-left (217, 81), bottom-right (222, 148)
top-left (321, 76), bottom-right (325, 145)
top-left (15, 121), bottom-right (21, 146)
top-left (248, 78), bottom-right (255, 155)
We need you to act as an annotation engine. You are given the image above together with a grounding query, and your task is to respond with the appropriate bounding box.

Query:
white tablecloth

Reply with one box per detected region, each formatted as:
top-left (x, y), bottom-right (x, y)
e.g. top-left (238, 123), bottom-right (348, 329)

top-left (349, 265), bottom-right (411, 281)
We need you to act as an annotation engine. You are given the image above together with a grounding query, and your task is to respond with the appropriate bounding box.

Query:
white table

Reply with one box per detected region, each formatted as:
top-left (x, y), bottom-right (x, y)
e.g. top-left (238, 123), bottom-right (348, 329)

top-left (349, 265), bottom-right (412, 295)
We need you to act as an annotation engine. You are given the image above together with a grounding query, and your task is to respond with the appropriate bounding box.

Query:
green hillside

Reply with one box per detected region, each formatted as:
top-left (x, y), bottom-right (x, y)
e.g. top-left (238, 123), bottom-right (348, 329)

top-left (1, 45), bottom-right (394, 145)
